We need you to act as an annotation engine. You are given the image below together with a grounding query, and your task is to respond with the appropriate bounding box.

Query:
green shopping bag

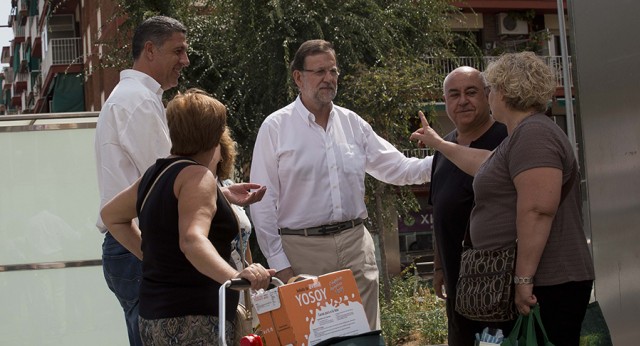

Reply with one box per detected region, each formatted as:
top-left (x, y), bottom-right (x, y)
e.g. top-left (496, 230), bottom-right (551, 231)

top-left (501, 305), bottom-right (554, 346)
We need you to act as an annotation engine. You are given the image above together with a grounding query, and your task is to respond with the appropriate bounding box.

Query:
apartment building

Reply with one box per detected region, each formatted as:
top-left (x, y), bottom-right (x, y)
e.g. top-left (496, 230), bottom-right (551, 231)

top-left (0, 0), bottom-right (120, 115)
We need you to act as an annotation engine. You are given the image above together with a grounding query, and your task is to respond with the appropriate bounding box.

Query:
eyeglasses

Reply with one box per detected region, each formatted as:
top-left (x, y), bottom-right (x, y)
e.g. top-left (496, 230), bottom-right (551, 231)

top-left (301, 68), bottom-right (340, 78)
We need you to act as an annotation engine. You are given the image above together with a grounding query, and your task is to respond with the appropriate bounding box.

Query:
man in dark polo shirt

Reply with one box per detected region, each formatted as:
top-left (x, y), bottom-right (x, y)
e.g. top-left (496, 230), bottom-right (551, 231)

top-left (428, 66), bottom-right (508, 345)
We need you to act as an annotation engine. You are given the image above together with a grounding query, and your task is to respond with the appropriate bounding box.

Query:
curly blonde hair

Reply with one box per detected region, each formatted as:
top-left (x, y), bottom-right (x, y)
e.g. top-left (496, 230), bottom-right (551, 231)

top-left (216, 127), bottom-right (237, 180)
top-left (483, 52), bottom-right (556, 113)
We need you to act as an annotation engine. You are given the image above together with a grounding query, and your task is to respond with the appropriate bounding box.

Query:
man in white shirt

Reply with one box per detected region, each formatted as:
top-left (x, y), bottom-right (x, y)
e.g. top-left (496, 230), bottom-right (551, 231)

top-left (250, 39), bottom-right (433, 330)
top-left (94, 16), bottom-right (189, 346)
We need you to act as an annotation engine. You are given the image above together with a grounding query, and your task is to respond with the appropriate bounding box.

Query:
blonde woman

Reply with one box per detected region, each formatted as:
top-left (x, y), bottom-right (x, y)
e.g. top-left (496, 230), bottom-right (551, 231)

top-left (213, 127), bottom-right (260, 267)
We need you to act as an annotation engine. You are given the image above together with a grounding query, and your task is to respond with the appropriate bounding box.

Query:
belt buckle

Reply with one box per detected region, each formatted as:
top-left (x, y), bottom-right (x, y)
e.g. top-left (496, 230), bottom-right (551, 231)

top-left (320, 224), bottom-right (339, 234)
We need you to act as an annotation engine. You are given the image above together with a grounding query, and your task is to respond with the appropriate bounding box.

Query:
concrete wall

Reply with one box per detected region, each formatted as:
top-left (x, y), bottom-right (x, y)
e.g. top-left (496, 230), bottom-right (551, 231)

top-left (569, 0), bottom-right (640, 343)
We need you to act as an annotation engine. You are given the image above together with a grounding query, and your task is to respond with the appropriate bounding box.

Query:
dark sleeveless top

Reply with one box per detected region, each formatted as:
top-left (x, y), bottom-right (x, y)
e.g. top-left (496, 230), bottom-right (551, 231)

top-left (136, 157), bottom-right (239, 320)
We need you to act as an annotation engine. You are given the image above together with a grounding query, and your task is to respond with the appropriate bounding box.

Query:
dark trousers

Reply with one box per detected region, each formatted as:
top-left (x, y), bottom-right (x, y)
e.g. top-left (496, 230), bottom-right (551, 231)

top-left (533, 280), bottom-right (593, 346)
top-left (446, 295), bottom-right (515, 346)
top-left (102, 232), bottom-right (143, 346)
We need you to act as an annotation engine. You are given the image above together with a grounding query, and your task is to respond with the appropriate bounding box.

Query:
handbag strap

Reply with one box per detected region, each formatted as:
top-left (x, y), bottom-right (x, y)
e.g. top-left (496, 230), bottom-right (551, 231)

top-left (462, 159), bottom-right (579, 249)
top-left (237, 220), bottom-right (254, 319)
top-left (503, 305), bottom-right (553, 346)
top-left (502, 313), bottom-right (526, 345)
top-left (140, 159), bottom-right (196, 213)
top-left (527, 304), bottom-right (553, 345)
top-left (240, 235), bottom-right (253, 320)
top-left (222, 181), bottom-right (254, 320)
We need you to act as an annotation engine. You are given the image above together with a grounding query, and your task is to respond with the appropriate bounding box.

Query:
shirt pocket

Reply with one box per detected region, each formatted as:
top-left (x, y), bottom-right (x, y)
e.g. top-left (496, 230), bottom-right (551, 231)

top-left (340, 143), bottom-right (366, 176)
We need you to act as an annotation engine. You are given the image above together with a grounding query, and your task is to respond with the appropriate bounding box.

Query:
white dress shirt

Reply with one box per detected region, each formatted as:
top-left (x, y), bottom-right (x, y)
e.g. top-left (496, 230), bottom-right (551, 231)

top-left (250, 96), bottom-right (433, 271)
top-left (95, 70), bottom-right (170, 232)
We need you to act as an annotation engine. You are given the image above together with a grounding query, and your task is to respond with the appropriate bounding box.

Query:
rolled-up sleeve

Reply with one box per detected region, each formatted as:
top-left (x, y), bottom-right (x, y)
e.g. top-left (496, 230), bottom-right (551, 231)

top-left (250, 119), bottom-right (290, 271)
top-left (362, 121), bottom-right (432, 185)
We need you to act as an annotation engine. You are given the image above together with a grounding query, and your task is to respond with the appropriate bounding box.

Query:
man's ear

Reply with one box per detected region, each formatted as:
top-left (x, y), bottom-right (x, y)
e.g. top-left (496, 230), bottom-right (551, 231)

top-left (292, 70), bottom-right (303, 89)
top-left (142, 41), bottom-right (155, 61)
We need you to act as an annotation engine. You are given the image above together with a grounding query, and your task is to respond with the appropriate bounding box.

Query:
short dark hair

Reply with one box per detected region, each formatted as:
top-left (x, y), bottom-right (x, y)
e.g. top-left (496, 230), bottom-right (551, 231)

top-left (167, 89), bottom-right (227, 157)
top-left (290, 39), bottom-right (336, 73)
top-left (132, 16), bottom-right (187, 60)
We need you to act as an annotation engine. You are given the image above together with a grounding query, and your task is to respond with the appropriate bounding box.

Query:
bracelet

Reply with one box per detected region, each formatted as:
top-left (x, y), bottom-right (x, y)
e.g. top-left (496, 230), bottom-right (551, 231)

top-left (513, 276), bottom-right (534, 285)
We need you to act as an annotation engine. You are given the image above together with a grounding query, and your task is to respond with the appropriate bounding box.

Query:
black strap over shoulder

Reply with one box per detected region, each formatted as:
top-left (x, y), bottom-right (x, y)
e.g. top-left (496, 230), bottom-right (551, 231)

top-left (139, 158), bottom-right (198, 213)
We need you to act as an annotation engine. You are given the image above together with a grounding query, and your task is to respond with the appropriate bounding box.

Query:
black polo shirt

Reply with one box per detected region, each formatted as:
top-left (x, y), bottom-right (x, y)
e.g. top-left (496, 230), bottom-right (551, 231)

top-left (428, 121), bottom-right (507, 297)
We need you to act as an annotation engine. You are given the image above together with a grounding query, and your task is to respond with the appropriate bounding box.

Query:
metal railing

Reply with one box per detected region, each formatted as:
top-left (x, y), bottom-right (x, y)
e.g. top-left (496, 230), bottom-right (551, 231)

top-left (28, 70), bottom-right (41, 98)
top-left (27, 15), bottom-right (40, 42)
top-left (18, 0), bottom-right (28, 13)
top-left (0, 111), bottom-right (98, 131)
top-left (424, 55), bottom-right (573, 88)
top-left (14, 71), bottom-right (29, 84)
top-left (42, 37), bottom-right (82, 80)
top-left (12, 24), bottom-right (26, 38)
top-left (2, 69), bottom-right (14, 85)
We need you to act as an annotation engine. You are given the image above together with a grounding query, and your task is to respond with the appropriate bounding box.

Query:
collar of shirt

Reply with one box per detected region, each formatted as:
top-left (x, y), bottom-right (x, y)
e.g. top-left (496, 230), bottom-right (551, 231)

top-left (293, 95), bottom-right (335, 128)
top-left (120, 69), bottom-right (164, 99)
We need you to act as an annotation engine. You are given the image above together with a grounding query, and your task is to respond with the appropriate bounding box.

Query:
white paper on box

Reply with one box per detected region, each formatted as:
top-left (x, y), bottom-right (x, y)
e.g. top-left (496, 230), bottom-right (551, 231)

top-left (307, 298), bottom-right (369, 345)
top-left (252, 288), bottom-right (281, 314)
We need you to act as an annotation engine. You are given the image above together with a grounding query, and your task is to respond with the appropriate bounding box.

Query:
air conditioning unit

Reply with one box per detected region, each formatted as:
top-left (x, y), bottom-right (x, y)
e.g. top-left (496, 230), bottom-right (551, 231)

top-left (496, 13), bottom-right (529, 35)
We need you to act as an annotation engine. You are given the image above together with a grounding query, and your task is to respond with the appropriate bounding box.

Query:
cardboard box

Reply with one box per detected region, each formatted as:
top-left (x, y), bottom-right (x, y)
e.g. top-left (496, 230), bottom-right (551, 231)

top-left (252, 269), bottom-right (370, 346)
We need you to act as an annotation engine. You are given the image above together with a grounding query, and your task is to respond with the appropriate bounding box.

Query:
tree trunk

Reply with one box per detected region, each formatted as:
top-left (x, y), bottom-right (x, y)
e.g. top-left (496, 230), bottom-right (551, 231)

top-left (374, 180), bottom-right (392, 304)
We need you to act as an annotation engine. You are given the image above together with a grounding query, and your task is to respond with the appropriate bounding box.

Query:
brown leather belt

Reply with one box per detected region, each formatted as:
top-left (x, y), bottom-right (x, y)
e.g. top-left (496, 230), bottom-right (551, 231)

top-left (278, 218), bottom-right (363, 236)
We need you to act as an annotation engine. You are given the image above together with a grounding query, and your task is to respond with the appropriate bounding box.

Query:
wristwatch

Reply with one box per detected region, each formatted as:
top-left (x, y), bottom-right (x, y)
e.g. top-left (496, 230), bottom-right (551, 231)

top-left (513, 276), bottom-right (534, 285)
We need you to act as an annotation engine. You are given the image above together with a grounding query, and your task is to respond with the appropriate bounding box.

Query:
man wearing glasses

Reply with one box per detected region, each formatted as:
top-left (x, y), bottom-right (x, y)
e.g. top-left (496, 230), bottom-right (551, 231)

top-left (250, 39), bottom-right (433, 330)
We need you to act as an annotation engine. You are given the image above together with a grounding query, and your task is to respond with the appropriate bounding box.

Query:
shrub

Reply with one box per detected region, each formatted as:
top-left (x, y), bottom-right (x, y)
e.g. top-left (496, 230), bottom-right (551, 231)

top-left (380, 266), bottom-right (448, 345)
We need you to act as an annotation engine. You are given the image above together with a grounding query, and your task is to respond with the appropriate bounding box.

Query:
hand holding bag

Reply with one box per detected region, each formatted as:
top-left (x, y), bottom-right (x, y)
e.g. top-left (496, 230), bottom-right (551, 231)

top-left (501, 304), bottom-right (554, 346)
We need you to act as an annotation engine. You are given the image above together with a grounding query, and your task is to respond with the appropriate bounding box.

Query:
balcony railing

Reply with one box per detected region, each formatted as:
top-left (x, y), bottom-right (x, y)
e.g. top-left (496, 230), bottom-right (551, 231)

top-left (13, 24), bottom-right (26, 38)
top-left (18, 0), bottom-right (28, 15)
top-left (42, 37), bottom-right (82, 80)
top-left (424, 56), bottom-right (573, 88)
top-left (2, 69), bottom-right (14, 89)
top-left (27, 15), bottom-right (40, 43)
top-left (28, 70), bottom-right (41, 97)
top-left (14, 71), bottom-right (29, 96)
